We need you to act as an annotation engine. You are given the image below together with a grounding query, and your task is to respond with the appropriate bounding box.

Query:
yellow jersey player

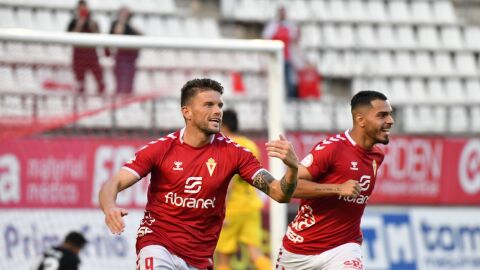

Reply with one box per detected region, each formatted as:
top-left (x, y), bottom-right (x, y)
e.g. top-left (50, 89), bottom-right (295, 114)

top-left (216, 109), bottom-right (271, 270)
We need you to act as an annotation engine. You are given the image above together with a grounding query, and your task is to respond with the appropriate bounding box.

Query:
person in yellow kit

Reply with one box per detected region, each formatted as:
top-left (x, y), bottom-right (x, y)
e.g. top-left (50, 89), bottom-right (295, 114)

top-left (216, 109), bottom-right (271, 270)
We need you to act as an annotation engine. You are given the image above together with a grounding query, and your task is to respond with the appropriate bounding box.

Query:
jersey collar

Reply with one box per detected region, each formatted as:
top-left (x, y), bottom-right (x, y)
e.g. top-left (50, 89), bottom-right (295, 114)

top-left (179, 127), bottom-right (215, 144)
top-left (344, 130), bottom-right (356, 146)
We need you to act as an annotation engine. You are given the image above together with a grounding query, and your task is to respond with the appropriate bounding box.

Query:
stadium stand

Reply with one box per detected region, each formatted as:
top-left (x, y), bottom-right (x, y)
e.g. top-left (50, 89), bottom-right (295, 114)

top-left (1, 2), bottom-right (480, 270)
top-left (0, 0), bottom-right (478, 134)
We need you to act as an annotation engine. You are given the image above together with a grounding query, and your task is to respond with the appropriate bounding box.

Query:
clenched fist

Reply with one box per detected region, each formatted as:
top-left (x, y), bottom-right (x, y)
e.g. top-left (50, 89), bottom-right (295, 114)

top-left (338, 180), bottom-right (361, 198)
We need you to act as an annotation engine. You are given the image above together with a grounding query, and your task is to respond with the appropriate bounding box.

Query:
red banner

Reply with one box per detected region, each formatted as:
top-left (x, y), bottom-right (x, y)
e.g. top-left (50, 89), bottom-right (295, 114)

top-left (1, 135), bottom-right (479, 208)
top-left (0, 138), bottom-right (150, 209)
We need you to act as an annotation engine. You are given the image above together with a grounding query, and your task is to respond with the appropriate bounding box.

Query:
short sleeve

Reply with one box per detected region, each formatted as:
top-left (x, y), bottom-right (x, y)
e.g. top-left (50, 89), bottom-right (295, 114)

top-left (300, 141), bottom-right (336, 181)
top-left (123, 144), bottom-right (157, 179)
top-left (235, 146), bottom-right (263, 185)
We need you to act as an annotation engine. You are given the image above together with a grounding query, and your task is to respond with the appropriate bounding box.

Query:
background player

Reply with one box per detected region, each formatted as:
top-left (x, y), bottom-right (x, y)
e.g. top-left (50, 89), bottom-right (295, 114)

top-left (215, 109), bottom-right (271, 270)
top-left (33, 231), bottom-right (88, 270)
top-left (99, 78), bottom-right (299, 270)
top-left (276, 90), bottom-right (394, 270)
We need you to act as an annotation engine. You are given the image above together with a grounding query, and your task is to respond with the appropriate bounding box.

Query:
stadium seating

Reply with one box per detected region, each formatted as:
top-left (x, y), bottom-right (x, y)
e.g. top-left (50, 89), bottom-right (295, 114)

top-left (0, 0), bottom-right (478, 133)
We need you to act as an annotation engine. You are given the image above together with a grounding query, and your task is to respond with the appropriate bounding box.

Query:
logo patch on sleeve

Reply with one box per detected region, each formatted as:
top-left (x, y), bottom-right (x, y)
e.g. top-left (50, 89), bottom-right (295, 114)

top-left (301, 154), bottom-right (313, 167)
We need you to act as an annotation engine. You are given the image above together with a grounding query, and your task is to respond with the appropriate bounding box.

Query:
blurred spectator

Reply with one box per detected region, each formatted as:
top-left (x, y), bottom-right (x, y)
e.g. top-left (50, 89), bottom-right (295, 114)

top-left (110, 6), bottom-right (142, 95)
top-left (297, 60), bottom-right (322, 99)
top-left (67, 0), bottom-right (105, 94)
top-left (262, 6), bottom-right (300, 98)
top-left (216, 109), bottom-right (271, 270)
top-left (33, 231), bottom-right (88, 270)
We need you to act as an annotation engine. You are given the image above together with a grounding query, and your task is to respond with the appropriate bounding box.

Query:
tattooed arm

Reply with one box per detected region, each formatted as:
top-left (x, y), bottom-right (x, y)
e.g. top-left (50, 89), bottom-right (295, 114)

top-left (293, 165), bottom-right (361, 199)
top-left (252, 135), bottom-right (298, 203)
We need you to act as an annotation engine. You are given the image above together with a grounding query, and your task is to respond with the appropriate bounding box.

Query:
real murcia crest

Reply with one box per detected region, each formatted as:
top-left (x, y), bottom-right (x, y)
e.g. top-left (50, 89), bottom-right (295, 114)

top-left (206, 158), bottom-right (216, 176)
top-left (350, 161), bottom-right (358, 170)
top-left (173, 161), bottom-right (183, 171)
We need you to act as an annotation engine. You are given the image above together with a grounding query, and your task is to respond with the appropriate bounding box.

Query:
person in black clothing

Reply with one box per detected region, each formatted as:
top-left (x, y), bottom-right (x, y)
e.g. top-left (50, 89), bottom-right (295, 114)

top-left (67, 0), bottom-right (105, 94)
top-left (110, 6), bottom-right (142, 94)
top-left (35, 231), bottom-right (88, 270)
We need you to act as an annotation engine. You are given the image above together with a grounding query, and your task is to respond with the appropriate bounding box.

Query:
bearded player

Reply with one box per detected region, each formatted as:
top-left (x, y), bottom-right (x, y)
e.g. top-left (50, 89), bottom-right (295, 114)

top-left (99, 78), bottom-right (298, 270)
top-left (276, 90), bottom-right (394, 270)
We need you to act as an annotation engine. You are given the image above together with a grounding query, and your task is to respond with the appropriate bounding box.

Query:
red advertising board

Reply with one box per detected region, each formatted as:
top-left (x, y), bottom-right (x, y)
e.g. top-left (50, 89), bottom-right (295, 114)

top-left (440, 138), bottom-right (480, 204)
top-left (0, 137), bottom-right (150, 209)
top-left (0, 135), bottom-right (479, 208)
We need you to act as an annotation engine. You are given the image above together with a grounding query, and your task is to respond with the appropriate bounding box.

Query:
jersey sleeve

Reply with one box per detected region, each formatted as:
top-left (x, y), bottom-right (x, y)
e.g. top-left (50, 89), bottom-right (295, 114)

top-left (235, 145), bottom-right (263, 185)
top-left (123, 142), bottom-right (159, 179)
top-left (300, 141), bottom-right (337, 181)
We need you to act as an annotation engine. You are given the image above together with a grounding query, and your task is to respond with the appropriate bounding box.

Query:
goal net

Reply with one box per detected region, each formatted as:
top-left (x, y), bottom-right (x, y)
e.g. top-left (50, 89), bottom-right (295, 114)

top-left (0, 29), bottom-right (286, 270)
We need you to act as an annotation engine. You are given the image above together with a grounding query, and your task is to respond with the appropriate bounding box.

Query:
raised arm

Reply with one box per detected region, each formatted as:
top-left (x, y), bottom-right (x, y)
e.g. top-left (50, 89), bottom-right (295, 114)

top-left (99, 168), bottom-right (141, 235)
top-left (251, 135), bottom-right (298, 203)
top-left (293, 165), bottom-right (361, 199)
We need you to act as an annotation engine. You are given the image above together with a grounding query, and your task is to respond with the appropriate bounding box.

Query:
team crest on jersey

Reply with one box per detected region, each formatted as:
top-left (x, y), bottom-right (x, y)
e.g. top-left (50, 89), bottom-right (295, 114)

top-left (301, 154), bottom-right (313, 167)
top-left (206, 158), bottom-right (216, 176)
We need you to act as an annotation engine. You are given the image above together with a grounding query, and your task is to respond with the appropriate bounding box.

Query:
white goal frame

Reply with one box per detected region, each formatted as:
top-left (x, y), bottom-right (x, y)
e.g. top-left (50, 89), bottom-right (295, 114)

top-left (0, 28), bottom-right (287, 264)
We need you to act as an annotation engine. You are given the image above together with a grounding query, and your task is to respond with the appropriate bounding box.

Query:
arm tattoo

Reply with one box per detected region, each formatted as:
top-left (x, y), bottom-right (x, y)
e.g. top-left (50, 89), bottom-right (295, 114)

top-left (280, 176), bottom-right (297, 197)
top-left (317, 186), bottom-right (339, 193)
top-left (252, 170), bottom-right (275, 195)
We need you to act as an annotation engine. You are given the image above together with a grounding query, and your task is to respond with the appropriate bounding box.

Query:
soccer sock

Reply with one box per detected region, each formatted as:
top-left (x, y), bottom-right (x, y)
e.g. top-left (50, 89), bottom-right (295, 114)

top-left (254, 256), bottom-right (271, 270)
top-left (216, 265), bottom-right (231, 270)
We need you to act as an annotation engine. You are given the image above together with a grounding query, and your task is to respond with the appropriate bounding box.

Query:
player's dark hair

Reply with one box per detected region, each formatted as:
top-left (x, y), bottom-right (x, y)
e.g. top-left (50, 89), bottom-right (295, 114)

top-left (180, 78), bottom-right (224, 106)
top-left (64, 231), bottom-right (88, 249)
top-left (351, 90), bottom-right (388, 111)
top-left (222, 109), bottom-right (239, 133)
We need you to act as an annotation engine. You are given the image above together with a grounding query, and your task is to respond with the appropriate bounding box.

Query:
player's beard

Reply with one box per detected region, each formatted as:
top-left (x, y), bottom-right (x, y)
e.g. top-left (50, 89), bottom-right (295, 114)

top-left (376, 127), bottom-right (390, 145)
top-left (199, 121), bottom-right (220, 135)
top-left (366, 126), bottom-right (390, 145)
top-left (378, 135), bottom-right (390, 145)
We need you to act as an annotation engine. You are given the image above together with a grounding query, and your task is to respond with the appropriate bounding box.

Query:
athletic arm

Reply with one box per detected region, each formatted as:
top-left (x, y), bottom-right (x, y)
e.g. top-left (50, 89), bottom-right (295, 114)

top-left (252, 135), bottom-right (298, 203)
top-left (99, 168), bottom-right (141, 234)
top-left (293, 165), bottom-right (360, 199)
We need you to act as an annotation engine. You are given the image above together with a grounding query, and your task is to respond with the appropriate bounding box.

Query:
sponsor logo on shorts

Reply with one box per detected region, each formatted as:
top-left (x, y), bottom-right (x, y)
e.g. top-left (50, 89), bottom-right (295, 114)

top-left (343, 258), bottom-right (363, 269)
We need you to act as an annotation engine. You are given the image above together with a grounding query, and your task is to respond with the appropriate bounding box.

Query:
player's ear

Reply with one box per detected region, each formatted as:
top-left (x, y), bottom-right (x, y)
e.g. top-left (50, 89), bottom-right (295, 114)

top-left (181, 106), bottom-right (192, 120)
top-left (357, 113), bottom-right (366, 128)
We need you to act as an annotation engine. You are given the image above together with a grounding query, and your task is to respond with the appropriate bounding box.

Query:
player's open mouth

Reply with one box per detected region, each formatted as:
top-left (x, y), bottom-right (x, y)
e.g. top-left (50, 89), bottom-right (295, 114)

top-left (381, 128), bottom-right (390, 135)
top-left (209, 118), bottom-right (220, 124)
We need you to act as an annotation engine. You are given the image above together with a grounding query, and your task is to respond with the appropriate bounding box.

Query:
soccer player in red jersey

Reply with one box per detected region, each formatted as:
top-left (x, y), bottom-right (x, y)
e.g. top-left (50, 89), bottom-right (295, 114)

top-left (99, 78), bottom-right (299, 270)
top-left (276, 90), bottom-right (394, 270)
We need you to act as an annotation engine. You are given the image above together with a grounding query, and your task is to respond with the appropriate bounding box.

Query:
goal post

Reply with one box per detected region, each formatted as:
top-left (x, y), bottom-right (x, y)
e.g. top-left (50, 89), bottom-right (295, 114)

top-left (0, 29), bottom-right (287, 267)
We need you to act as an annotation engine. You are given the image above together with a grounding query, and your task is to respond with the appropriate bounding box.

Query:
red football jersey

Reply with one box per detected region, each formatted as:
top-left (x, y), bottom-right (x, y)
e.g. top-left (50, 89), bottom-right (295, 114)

top-left (123, 129), bottom-right (263, 268)
top-left (282, 131), bottom-right (384, 255)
